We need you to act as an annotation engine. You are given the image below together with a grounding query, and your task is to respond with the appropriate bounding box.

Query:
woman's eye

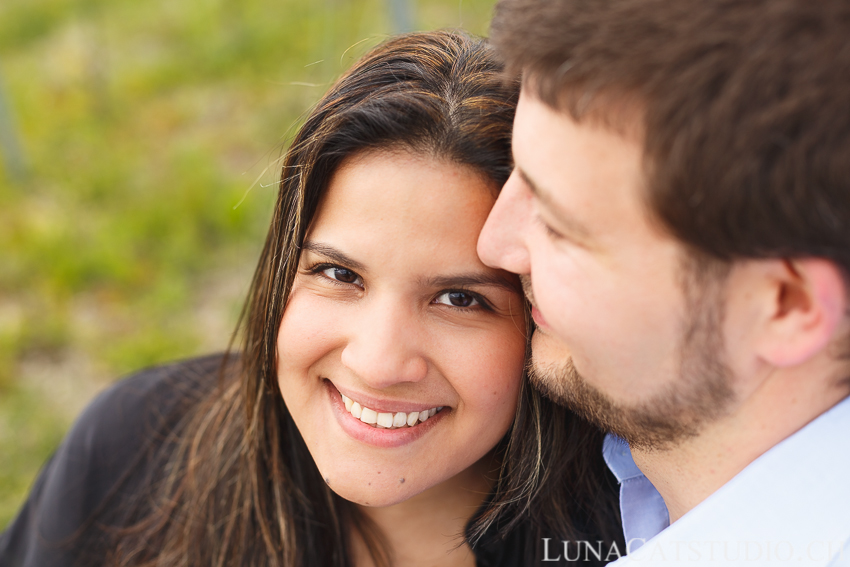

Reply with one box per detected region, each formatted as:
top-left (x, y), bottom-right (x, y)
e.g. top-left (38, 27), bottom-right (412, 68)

top-left (434, 291), bottom-right (480, 308)
top-left (321, 266), bottom-right (361, 285)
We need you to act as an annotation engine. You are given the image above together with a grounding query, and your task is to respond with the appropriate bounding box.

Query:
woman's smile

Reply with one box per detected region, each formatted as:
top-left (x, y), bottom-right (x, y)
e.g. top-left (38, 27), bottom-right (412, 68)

top-left (326, 380), bottom-right (450, 448)
top-left (334, 381), bottom-right (446, 427)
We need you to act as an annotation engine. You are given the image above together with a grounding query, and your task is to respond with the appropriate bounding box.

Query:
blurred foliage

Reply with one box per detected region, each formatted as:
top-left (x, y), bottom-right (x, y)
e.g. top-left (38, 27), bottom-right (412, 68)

top-left (0, 0), bottom-right (497, 530)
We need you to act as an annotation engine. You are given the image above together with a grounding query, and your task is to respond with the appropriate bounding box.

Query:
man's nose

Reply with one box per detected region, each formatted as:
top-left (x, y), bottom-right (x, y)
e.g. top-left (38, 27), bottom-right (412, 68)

top-left (478, 168), bottom-right (532, 275)
top-left (340, 298), bottom-right (428, 389)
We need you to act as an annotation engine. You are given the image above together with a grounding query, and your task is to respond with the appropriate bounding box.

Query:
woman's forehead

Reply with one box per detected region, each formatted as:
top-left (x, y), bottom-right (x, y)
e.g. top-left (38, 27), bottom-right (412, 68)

top-left (308, 150), bottom-right (498, 267)
top-left (323, 148), bottom-right (497, 212)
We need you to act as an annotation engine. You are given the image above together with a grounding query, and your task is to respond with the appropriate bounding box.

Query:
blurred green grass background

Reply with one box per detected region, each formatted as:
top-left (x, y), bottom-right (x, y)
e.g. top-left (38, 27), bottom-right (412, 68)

top-left (0, 0), bottom-right (496, 529)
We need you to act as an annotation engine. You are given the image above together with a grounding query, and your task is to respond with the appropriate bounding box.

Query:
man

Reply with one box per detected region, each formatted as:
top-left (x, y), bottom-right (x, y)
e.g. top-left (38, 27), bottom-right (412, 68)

top-left (478, 0), bottom-right (850, 563)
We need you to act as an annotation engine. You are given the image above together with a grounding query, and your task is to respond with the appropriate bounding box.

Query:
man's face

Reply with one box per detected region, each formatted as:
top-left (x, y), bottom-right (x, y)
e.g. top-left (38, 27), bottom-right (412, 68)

top-left (478, 89), bottom-right (734, 449)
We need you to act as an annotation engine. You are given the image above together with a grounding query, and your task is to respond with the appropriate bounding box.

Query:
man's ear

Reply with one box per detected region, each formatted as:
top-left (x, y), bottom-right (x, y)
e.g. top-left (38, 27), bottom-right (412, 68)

top-left (755, 258), bottom-right (847, 367)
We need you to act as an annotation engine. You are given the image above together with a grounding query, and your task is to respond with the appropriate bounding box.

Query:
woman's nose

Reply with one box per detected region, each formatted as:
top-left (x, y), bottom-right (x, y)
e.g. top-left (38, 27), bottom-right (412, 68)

top-left (339, 298), bottom-right (428, 388)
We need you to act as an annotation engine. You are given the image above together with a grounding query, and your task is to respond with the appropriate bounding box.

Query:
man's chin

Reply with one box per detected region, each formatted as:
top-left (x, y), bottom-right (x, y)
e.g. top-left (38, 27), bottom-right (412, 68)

top-left (528, 332), bottom-right (734, 452)
top-left (530, 326), bottom-right (571, 363)
top-left (527, 349), bottom-right (630, 447)
top-left (528, 328), bottom-right (579, 407)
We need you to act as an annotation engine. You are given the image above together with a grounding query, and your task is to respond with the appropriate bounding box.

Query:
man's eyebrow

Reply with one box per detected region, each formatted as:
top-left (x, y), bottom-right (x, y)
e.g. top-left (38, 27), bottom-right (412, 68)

top-left (421, 272), bottom-right (521, 294)
top-left (516, 167), bottom-right (595, 242)
top-left (302, 241), bottom-right (366, 271)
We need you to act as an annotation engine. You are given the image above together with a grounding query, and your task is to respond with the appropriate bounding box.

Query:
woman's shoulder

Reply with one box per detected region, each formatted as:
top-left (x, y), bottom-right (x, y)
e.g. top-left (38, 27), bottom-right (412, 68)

top-left (71, 353), bottom-right (226, 449)
top-left (0, 353), bottom-right (229, 567)
top-left (54, 353), bottom-right (227, 476)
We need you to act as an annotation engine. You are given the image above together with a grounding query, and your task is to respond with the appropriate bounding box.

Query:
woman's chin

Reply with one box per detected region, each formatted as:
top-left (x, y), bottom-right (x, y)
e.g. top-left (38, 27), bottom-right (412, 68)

top-left (324, 475), bottom-right (424, 508)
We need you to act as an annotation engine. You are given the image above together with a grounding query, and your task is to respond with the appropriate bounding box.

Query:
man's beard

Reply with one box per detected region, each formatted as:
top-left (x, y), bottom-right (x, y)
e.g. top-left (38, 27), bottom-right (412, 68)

top-left (527, 257), bottom-right (735, 452)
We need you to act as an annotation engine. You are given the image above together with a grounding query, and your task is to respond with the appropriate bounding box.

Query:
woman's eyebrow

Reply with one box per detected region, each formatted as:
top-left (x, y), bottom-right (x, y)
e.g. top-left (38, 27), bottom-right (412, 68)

top-left (302, 241), bottom-right (366, 271)
top-left (421, 273), bottom-right (521, 293)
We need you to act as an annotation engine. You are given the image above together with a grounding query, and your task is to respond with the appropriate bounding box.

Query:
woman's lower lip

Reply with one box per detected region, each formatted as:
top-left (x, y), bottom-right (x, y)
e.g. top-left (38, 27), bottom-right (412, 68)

top-left (325, 382), bottom-right (446, 448)
top-left (531, 305), bottom-right (550, 330)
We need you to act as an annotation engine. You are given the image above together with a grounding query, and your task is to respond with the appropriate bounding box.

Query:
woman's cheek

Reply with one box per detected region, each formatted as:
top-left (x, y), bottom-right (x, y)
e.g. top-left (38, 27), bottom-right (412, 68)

top-left (436, 327), bottom-right (526, 419)
top-left (277, 286), bottom-right (346, 380)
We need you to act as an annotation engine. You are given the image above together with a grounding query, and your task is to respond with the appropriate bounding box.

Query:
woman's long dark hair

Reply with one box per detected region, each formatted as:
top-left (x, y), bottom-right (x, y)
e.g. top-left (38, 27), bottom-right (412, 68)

top-left (99, 30), bottom-right (621, 567)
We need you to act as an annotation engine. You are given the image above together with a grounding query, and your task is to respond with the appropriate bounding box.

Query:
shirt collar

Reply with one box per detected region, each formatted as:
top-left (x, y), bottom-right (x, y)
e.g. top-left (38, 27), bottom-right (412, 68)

top-left (603, 434), bottom-right (670, 551)
top-left (608, 395), bottom-right (850, 564)
top-left (602, 434), bottom-right (644, 482)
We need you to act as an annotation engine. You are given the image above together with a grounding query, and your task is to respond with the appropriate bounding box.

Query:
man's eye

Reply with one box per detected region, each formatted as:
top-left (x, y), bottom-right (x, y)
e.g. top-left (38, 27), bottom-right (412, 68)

top-left (537, 216), bottom-right (566, 242)
top-left (321, 266), bottom-right (361, 285)
top-left (434, 291), bottom-right (480, 308)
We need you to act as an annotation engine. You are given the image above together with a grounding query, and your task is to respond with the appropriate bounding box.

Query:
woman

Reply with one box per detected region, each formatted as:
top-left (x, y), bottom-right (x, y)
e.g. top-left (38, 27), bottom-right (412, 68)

top-left (0, 31), bottom-right (621, 566)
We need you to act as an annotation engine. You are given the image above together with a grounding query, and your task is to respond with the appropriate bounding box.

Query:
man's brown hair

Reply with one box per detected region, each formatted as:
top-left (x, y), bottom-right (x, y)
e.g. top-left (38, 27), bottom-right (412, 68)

top-left (491, 0), bottom-right (850, 272)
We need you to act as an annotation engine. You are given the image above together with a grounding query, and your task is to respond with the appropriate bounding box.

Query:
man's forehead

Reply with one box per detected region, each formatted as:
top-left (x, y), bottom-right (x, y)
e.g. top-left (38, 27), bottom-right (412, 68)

top-left (512, 85), bottom-right (664, 240)
top-left (513, 85), bottom-right (648, 205)
top-left (516, 80), bottom-right (646, 142)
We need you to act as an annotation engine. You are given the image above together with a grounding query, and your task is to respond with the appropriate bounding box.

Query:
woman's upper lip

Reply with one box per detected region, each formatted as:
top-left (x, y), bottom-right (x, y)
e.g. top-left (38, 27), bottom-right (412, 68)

top-left (330, 381), bottom-right (445, 414)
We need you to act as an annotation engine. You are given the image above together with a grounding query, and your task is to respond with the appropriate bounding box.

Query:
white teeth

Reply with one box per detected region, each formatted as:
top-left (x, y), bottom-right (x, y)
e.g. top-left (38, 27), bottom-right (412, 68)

top-left (360, 407), bottom-right (378, 425)
top-left (392, 412), bottom-right (407, 427)
top-left (339, 391), bottom-right (443, 430)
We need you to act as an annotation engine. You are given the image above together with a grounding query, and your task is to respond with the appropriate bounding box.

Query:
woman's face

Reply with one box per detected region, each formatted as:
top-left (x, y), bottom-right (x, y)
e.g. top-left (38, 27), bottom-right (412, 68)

top-left (276, 150), bottom-right (527, 507)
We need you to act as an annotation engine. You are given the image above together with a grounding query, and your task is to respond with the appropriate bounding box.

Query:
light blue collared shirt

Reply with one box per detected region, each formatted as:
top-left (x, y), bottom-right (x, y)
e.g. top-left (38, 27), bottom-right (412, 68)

top-left (603, 396), bottom-right (850, 565)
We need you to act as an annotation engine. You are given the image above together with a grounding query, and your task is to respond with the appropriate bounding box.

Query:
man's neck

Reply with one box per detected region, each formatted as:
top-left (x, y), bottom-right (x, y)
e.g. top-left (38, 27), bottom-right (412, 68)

top-left (631, 365), bottom-right (848, 523)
